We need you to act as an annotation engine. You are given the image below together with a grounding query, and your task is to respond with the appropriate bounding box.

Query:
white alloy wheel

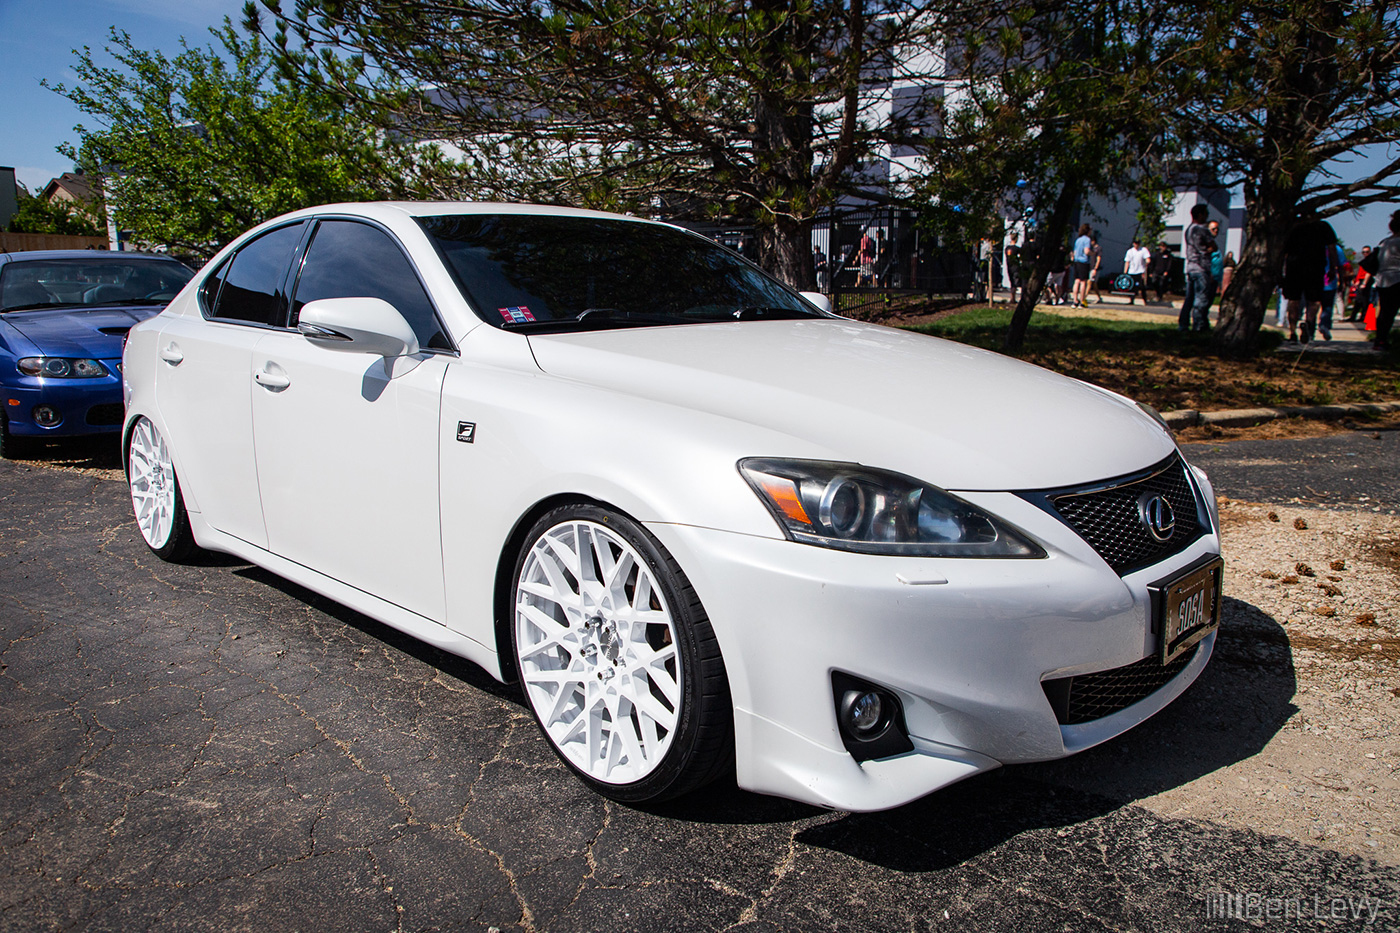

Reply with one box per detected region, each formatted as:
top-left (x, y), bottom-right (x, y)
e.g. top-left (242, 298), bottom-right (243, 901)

top-left (515, 518), bottom-right (684, 785)
top-left (127, 417), bottom-right (195, 560)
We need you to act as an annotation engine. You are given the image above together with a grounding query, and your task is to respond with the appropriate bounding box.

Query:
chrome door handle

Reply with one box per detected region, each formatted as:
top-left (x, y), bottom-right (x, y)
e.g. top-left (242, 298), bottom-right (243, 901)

top-left (254, 369), bottom-right (291, 390)
top-left (159, 343), bottom-right (183, 364)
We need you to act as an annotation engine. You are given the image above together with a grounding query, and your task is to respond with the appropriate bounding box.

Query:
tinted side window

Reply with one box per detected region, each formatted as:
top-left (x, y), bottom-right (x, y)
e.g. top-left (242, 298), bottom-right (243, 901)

top-left (211, 223), bottom-right (303, 325)
top-left (292, 220), bottom-right (451, 351)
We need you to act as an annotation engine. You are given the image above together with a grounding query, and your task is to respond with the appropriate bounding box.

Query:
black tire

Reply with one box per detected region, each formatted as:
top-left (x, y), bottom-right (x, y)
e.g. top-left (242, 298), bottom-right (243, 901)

top-left (126, 417), bottom-right (198, 563)
top-left (510, 503), bottom-right (733, 803)
top-left (0, 413), bottom-right (35, 460)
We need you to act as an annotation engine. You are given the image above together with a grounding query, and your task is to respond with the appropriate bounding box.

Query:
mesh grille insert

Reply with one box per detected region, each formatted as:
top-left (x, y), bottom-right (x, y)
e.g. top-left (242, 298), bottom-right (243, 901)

top-left (1046, 456), bottom-right (1205, 575)
top-left (1043, 649), bottom-right (1197, 726)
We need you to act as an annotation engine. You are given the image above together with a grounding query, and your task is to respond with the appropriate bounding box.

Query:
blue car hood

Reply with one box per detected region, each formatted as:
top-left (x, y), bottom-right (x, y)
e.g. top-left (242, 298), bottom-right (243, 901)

top-left (3, 305), bottom-right (163, 359)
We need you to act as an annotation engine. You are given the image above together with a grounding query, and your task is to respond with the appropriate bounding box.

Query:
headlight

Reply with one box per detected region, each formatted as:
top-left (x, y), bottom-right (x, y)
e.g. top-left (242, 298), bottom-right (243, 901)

top-left (739, 458), bottom-right (1045, 558)
top-left (16, 357), bottom-right (108, 378)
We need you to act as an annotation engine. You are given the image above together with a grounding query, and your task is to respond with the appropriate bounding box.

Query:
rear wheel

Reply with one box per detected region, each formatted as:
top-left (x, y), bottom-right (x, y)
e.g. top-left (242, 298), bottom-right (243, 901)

top-left (511, 504), bottom-right (732, 803)
top-left (127, 416), bottom-right (196, 562)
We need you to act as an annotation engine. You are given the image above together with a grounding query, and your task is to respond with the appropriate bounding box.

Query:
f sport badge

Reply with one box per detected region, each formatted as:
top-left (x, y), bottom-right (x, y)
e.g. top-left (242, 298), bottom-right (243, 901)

top-left (456, 421), bottom-right (477, 444)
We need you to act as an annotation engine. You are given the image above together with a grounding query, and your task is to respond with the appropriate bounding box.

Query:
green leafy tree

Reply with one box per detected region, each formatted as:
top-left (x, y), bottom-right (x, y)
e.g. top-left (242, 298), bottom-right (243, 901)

top-left (918, 1), bottom-right (1173, 351)
top-left (252, 0), bottom-right (950, 287)
top-left (6, 193), bottom-right (106, 237)
top-left (1157, 0), bottom-right (1400, 356)
top-left (45, 23), bottom-right (456, 258)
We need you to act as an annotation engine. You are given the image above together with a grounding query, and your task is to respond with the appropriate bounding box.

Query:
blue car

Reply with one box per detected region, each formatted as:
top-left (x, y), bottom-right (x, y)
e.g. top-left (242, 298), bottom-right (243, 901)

top-left (1, 250), bottom-right (194, 458)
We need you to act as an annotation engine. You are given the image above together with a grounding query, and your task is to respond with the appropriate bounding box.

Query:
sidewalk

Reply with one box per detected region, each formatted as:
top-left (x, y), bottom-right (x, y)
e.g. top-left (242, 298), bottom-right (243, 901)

top-left (999, 290), bottom-right (1381, 354)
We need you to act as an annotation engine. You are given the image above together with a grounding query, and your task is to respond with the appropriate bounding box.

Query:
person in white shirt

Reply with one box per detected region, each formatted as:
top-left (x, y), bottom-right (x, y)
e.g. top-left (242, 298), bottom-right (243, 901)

top-left (1123, 239), bottom-right (1152, 304)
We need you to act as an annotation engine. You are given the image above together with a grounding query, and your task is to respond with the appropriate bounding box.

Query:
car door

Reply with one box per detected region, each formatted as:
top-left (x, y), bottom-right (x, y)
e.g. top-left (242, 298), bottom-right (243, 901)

top-left (249, 218), bottom-right (453, 622)
top-left (154, 222), bottom-right (305, 550)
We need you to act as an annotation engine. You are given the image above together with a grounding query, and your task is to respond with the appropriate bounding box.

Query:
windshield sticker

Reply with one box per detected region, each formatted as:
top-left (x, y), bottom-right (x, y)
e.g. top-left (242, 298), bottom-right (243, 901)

top-left (499, 306), bottom-right (535, 323)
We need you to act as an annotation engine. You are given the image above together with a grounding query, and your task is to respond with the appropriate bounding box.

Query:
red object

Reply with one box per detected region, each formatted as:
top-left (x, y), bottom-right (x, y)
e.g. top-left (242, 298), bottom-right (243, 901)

top-left (1365, 303), bottom-right (1377, 331)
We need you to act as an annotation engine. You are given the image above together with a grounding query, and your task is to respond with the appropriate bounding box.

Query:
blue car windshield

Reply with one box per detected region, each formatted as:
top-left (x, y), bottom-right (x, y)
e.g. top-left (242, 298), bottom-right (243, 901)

top-left (418, 214), bottom-right (823, 331)
top-left (0, 258), bottom-right (194, 312)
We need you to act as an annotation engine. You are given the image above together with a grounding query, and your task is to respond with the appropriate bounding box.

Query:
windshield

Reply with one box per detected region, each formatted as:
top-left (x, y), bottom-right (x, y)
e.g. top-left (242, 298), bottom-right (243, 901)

top-left (0, 257), bottom-right (194, 312)
top-left (418, 214), bottom-right (824, 331)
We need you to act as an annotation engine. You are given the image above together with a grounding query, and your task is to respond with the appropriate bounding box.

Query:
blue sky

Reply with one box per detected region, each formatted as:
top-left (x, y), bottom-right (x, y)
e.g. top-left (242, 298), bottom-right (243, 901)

top-left (2, 0), bottom-right (1395, 250)
top-left (0, 0), bottom-right (244, 190)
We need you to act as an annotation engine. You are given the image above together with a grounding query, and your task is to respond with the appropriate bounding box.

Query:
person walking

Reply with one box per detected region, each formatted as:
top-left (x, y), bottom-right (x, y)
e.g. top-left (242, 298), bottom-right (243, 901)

top-left (1367, 212), bottom-right (1400, 352)
top-left (1318, 240), bottom-right (1346, 340)
top-left (1280, 218), bottom-right (1337, 343)
top-left (1149, 242), bottom-right (1172, 301)
top-left (1086, 233), bottom-right (1104, 302)
top-left (1181, 205), bottom-right (1217, 332)
top-left (1123, 238), bottom-right (1151, 304)
top-left (1071, 223), bottom-right (1093, 308)
top-left (1004, 237), bottom-right (1022, 301)
top-left (1348, 246), bottom-right (1373, 322)
top-left (1220, 251), bottom-right (1236, 297)
top-left (1206, 220), bottom-right (1224, 309)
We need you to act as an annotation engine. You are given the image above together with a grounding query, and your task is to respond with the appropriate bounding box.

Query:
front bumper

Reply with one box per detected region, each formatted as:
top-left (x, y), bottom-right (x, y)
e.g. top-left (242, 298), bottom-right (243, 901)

top-left (2, 360), bottom-right (125, 437)
top-left (646, 480), bottom-right (1221, 812)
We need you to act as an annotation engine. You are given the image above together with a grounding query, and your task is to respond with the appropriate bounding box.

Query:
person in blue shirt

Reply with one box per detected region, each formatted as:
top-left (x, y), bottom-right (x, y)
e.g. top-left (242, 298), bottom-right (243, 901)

top-left (1071, 223), bottom-right (1092, 308)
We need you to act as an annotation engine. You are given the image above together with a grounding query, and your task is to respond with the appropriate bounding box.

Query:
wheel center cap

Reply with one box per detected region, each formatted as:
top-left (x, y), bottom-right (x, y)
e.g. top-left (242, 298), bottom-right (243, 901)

top-left (598, 621), bottom-right (621, 664)
top-left (582, 615), bottom-right (622, 667)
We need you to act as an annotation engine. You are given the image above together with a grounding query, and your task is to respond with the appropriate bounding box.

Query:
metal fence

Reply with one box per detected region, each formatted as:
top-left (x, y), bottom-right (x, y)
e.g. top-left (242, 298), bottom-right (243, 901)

top-left (812, 207), bottom-right (976, 318)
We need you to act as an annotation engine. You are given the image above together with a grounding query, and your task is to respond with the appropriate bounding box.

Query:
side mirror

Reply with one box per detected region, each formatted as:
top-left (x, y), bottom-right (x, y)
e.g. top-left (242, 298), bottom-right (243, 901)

top-left (297, 297), bottom-right (420, 357)
top-left (798, 291), bottom-right (833, 314)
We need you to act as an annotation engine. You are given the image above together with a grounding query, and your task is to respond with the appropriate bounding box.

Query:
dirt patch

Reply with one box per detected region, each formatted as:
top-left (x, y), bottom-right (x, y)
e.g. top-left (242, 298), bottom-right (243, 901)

top-left (1175, 413), bottom-right (1400, 444)
top-left (1142, 501), bottom-right (1400, 863)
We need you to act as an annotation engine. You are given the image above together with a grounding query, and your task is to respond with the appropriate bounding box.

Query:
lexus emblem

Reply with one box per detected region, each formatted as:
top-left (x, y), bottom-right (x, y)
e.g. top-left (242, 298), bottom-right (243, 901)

top-left (1139, 493), bottom-right (1176, 542)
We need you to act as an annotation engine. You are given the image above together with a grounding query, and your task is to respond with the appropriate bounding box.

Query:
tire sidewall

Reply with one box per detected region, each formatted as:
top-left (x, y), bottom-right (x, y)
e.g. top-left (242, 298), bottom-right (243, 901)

top-left (510, 503), bottom-right (709, 803)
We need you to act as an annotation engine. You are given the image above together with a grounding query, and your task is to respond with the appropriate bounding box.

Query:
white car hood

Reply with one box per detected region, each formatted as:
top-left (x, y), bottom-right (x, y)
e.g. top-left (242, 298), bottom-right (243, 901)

top-left (527, 318), bottom-right (1175, 491)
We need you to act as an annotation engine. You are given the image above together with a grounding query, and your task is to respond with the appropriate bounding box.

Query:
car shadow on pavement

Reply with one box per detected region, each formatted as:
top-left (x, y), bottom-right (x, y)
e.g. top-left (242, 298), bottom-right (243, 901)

top-left (789, 594), bottom-right (1300, 870)
top-left (7, 434), bottom-right (124, 469)
top-left (232, 564), bottom-right (527, 704)
top-left (225, 556), bottom-right (1301, 849)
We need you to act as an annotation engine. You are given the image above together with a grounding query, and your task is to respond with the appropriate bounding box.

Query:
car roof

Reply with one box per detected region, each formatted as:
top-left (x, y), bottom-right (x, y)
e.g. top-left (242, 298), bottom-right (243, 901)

top-left (0, 250), bottom-right (187, 265)
top-left (276, 201), bottom-right (665, 227)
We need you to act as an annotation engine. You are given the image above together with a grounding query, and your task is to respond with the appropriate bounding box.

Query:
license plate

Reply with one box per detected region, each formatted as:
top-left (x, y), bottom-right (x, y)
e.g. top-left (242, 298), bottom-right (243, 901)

top-left (1153, 558), bottom-right (1222, 664)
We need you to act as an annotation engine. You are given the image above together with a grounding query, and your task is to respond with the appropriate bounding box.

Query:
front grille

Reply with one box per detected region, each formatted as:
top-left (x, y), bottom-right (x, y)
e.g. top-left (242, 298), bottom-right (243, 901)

top-left (1043, 649), bottom-right (1197, 726)
top-left (86, 403), bottom-right (124, 426)
top-left (1040, 455), bottom-right (1205, 575)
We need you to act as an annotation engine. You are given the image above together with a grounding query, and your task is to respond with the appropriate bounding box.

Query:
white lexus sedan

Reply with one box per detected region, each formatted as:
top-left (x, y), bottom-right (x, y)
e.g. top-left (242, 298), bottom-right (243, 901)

top-left (122, 202), bottom-right (1222, 811)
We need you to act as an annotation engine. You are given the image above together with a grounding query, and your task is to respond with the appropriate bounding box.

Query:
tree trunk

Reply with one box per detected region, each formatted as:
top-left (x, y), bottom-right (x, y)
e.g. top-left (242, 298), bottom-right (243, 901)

top-left (1214, 180), bottom-right (1302, 357)
top-left (759, 214), bottom-right (813, 289)
top-left (1004, 178), bottom-right (1081, 354)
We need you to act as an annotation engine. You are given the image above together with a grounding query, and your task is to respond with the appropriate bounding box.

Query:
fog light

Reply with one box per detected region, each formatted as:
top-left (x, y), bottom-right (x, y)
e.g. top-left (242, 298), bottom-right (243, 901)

top-left (831, 672), bottom-right (914, 762)
top-left (32, 405), bottom-right (61, 427)
top-left (842, 690), bottom-right (884, 736)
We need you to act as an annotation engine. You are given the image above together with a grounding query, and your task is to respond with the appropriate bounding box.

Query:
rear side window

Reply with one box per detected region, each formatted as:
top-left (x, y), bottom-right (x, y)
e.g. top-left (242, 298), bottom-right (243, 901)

top-left (291, 220), bottom-right (452, 351)
top-left (208, 222), bottom-right (304, 325)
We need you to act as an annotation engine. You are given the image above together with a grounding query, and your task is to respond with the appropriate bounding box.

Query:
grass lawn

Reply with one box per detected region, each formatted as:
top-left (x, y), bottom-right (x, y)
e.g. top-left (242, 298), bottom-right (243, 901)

top-left (902, 305), bottom-right (1400, 414)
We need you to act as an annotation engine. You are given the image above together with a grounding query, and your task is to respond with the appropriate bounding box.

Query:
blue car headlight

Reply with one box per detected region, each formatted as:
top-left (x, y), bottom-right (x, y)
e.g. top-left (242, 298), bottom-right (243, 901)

top-left (17, 357), bottom-right (108, 378)
top-left (739, 458), bottom-right (1045, 558)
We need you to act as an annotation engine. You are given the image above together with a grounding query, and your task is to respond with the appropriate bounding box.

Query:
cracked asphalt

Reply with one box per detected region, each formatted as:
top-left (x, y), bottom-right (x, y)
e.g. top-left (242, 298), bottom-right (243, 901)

top-left (3, 457), bottom-right (1399, 932)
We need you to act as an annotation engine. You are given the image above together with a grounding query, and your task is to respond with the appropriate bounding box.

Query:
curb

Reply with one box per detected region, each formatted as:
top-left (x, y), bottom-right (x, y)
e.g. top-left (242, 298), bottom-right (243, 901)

top-left (1162, 400), bottom-right (1400, 429)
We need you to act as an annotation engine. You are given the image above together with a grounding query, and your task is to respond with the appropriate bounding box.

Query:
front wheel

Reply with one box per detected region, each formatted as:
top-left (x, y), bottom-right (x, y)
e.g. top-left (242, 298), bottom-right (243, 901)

top-left (127, 416), bottom-right (197, 562)
top-left (511, 504), bottom-right (732, 803)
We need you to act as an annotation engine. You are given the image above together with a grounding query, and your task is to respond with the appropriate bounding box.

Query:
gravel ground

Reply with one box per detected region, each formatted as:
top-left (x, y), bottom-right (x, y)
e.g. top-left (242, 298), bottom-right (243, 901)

top-left (1129, 498), bottom-right (1400, 865)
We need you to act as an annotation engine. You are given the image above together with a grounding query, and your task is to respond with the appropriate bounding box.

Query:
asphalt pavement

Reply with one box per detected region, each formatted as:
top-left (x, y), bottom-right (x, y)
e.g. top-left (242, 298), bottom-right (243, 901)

top-left (2, 457), bottom-right (1398, 932)
top-left (1183, 424), bottom-right (1400, 513)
